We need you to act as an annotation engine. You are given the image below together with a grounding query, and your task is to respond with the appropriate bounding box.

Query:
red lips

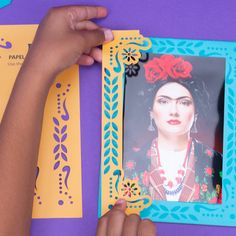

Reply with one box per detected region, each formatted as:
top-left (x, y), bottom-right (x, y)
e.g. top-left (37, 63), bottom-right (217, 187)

top-left (167, 120), bottom-right (181, 125)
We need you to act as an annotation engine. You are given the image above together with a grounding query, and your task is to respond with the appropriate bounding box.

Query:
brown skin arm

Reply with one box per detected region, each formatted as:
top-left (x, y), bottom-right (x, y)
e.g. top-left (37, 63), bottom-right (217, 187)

top-left (0, 6), bottom-right (113, 236)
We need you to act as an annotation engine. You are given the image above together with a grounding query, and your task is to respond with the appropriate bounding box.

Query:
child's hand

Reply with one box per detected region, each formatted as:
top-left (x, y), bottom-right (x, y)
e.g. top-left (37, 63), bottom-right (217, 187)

top-left (96, 199), bottom-right (156, 236)
top-left (25, 5), bottom-right (113, 79)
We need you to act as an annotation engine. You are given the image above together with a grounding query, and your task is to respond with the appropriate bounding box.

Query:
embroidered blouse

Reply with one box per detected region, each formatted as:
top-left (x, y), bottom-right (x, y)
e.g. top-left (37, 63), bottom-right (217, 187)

top-left (124, 138), bottom-right (222, 204)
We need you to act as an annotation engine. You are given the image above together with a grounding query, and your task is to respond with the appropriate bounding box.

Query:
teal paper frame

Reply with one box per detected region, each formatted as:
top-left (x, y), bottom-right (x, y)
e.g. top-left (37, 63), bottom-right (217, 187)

top-left (100, 34), bottom-right (236, 226)
top-left (139, 37), bottom-right (236, 226)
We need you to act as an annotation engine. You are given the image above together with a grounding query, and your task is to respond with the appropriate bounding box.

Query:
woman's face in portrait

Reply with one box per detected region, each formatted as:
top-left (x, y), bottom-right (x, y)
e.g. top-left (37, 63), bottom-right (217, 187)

top-left (151, 82), bottom-right (195, 136)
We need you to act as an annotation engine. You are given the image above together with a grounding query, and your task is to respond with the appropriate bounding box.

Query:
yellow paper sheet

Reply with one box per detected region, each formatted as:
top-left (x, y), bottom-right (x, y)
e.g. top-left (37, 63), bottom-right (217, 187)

top-left (0, 25), bottom-right (82, 218)
top-left (100, 31), bottom-right (152, 216)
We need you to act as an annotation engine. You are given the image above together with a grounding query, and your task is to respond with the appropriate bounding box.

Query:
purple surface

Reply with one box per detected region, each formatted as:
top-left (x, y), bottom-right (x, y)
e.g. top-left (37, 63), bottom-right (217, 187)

top-left (1, 0), bottom-right (236, 235)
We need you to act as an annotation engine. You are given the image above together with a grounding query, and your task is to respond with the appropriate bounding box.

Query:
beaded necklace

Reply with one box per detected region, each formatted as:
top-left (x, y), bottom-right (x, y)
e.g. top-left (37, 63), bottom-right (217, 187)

top-left (152, 138), bottom-right (192, 192)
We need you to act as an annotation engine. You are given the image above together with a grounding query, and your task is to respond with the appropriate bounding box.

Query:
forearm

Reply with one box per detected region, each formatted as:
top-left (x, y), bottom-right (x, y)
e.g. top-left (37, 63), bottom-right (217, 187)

top-left (0, 5), bottom-right (112, 236)
top-left (0, 63), bottom-right (52, 236)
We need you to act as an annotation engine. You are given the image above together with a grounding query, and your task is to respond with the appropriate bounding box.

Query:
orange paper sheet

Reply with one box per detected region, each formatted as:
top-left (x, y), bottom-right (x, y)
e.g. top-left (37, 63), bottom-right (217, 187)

top-left (0, 25), bottom-right (82, 218)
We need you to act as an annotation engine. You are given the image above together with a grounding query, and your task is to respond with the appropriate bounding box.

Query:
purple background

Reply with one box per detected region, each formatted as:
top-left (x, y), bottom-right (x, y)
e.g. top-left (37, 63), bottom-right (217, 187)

top-left (1, 0), bottom-right (236, 235)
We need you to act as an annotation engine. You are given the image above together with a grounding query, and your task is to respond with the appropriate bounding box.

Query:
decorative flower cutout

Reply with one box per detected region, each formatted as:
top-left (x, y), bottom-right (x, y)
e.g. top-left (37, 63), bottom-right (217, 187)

top-left (121, 179), bottom-right (140, 198)
top-left (121, 47), bottom-right (141, 65)
top-left (125, 63), bottom-right (140, 77)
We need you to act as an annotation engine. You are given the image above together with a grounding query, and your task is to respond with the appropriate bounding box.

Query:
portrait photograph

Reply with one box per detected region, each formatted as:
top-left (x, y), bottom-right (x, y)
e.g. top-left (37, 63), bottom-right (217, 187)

top-left (123, 53), bottom-right (225, 204)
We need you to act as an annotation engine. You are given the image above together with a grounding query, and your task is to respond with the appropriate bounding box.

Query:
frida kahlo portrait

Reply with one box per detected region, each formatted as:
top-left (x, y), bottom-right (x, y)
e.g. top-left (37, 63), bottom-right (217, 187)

top-left (123, 54), bottom-right (225, 204)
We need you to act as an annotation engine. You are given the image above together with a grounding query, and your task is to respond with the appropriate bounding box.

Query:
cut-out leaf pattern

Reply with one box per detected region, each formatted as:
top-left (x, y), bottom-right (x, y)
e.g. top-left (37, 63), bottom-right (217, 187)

top-left (104, 110), bottom-right (110, 119)
top-left (61, 125), bottom-right (67, 134)
top-left (61, 152), bottom-right (68, 161)
top-left (112, 148), bottom-right (118, 157)
top-left (54, 127), bottom-right (60, 134)
top-left (53, 117), bottom-right (59, 126)
top-left (54, 161), bottom-right (60, 170)
top-left (104, 157), bottom-right (110, 166)
top-left (112, 102), bottom-right (118, 110)
top-left (112, 122), bottom-right (118, 131)
top-left (104, 122), bottom-right (110, 131)
top-left (104, 101), bottom-right (110, 111)
top-left (159, 213), bottom-right (168, 219)
top-left (61, 144), bottom-right (67, 153)
top-left (105, 76), bottom-right (110, 85)
top-left (61, 133), bottom-right (67, 142)
top-left (104, 165), bottom-right (110, 174)
top-left (112, 94), bottom-right (118, 102)
top-left (104, 93), bottom-right (110, 102)
top-left (104, 139), bottom-right (110, 149)
top-left (189, 215), bottom-right (198, 221)
top-left (104, 148), bottom-right (110, 157)
top-left (112, 140), bottom-right (118, 148)
top-left (112, 157), bottom-right (118, 166)
top-left (55, 153), bottom-right (60, 160)
top-left (171, 213), bottom-right (180, 220)
top-left (53, 134), bottom-right (60, 142)
top-left (112, 85), bottom-right (118, 93)
top-left (102, 67), bottom-right (120, 174)
top-left (53, 144), bottom-right (60, 153)
top-left (112, 76), bottom-right (118, 85)
top-left (104, 85), bottom-right (110, 94)
top-left (112, 110), bottom-right (118, 119)
top-left (160, 205), bottom-right (169, 212)
top-left (112, 131), bottom-right (118, 140)
top-left (104, 131), bottom-right (110, 140)
top-left (105, 68), bottom-right (111, 77)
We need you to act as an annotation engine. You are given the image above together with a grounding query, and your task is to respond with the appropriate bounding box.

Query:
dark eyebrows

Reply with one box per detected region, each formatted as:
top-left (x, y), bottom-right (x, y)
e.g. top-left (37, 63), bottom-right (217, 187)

top-left (156, 95), bottom-right (193, 101)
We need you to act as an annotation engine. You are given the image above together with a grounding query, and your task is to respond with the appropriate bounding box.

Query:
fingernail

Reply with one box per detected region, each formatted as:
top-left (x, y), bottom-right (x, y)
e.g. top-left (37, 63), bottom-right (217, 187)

top-left (102, 28), bottom-right (114, 42)
top-left (115, 199), bottom-right (126, 206)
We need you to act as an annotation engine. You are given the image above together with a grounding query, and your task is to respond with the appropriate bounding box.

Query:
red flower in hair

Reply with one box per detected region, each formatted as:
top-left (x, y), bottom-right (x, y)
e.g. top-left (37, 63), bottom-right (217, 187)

top-left (143, 58), bottom-right (168, 83)
top-left (167, 57), bottom-right (192, 79)
top-left (144, 54), bottom-right (192, 83)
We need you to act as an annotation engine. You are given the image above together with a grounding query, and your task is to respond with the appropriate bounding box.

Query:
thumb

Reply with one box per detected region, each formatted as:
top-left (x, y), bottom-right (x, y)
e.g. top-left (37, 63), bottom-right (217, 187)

top-left (112, 199), bottom-right (127, 211)
top-left (79, 28), bottom-right (113, 49)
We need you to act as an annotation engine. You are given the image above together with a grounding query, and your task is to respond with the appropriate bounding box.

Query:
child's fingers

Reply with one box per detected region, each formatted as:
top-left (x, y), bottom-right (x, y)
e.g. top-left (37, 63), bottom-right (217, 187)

top-left (138, 219), bottom-right (156, 236)
top-left (122, 214), bottom-right (141, 236)
top-left (77, 28), bottom-right (113, 50)
top-left (89, 47), bottom-right (102, 63)
top-left (107, 199), bottom-right (127, 236)
top-left (96, 199), bottom-right (126, 236)
top-left (56, 6), bottom-right (108, 21)
top-left (96, 216), bottom-right (108, 236)
top-left (74, 20), bottom-right (99, 30)
top-left (77, 55), bottom-right (94, 66)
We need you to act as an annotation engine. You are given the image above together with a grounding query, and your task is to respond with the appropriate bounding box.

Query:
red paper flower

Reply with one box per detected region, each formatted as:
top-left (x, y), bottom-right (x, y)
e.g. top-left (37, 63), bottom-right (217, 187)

top-left (144, 54), bottom-right (192, 83)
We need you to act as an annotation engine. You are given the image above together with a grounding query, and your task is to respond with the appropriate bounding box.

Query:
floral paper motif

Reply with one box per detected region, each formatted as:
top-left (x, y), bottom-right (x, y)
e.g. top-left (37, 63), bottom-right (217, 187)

top-left (121, 47), bottom-right (141, 65)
